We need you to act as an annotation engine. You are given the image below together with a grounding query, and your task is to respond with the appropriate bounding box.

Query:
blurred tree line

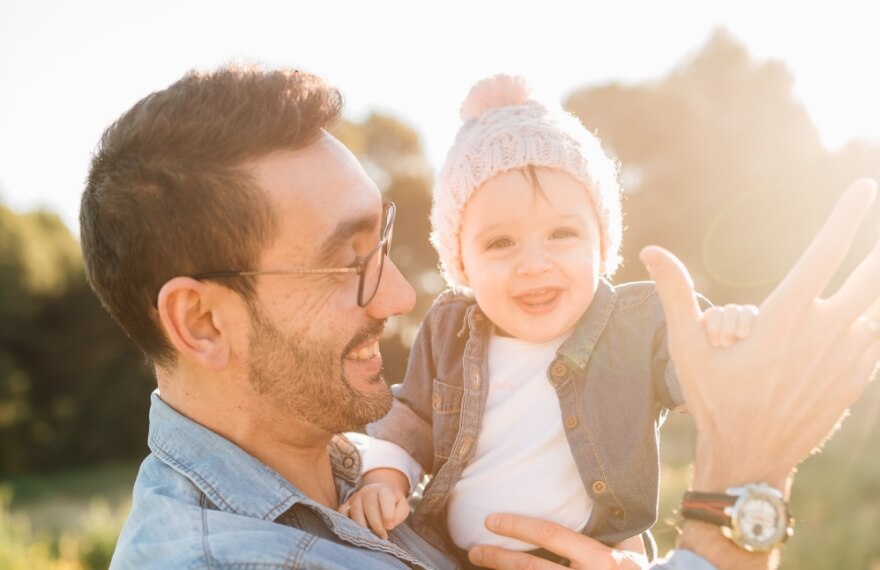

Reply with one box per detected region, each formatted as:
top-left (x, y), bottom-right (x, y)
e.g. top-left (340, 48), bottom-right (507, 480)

top-left (2, 30), bottom-right (878, 475)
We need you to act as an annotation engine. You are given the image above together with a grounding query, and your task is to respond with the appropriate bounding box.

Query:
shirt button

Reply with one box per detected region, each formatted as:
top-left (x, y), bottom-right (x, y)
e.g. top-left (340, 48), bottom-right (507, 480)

top-left (564, 416), bottom-right (579, 429)
top-left (611, 507), bottom-right (624, 518)
top-left (432, 392), bottom-right (442, 410)
top-left (550, 362), bottom-right (568, 379)
top-left (592, 480), bottom-right (607, 494)
top-left (474, 313), bottom-right (484, 322)
top-left (342, 456), bottom-right (355, 469)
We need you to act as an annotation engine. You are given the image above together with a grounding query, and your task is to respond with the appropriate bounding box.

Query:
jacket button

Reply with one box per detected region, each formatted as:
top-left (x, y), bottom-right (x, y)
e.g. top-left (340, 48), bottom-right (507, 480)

top-left (564, 416), bottom-right (579, 429)
top-left (458, 436), bottom-right (473, 459)
top-left (468, 373), bottom-right (481, 389)
top-left (591, 480), bottom-right (607, 494)
top-left (550, 362), bottom-right (568, 379)
top-left (432, 392), bottom-right (442, 409)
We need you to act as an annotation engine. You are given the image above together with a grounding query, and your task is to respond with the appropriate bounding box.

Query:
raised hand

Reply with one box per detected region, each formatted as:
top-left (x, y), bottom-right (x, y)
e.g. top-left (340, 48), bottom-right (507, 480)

top-left (641, 178), bottom-right (880, 489)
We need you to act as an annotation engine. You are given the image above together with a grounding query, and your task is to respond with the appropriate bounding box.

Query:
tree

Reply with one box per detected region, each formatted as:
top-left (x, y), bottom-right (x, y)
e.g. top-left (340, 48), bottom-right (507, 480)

top-left (565, 29), bottom-right (880, 304)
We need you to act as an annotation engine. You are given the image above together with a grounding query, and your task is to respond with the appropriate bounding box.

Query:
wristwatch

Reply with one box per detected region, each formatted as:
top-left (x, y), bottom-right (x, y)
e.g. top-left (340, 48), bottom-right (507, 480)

top-left (680, 483), bottom-right (794, 552)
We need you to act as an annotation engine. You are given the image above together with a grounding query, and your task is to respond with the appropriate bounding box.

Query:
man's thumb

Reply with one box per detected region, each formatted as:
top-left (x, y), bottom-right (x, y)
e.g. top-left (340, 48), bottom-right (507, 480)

top-left (639, 246), bottom-right (701, 346)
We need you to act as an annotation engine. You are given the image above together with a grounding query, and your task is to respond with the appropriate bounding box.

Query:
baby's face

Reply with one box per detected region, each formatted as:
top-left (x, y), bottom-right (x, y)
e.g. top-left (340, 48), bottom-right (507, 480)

top-left (460, 167), bottom-right (602, 343)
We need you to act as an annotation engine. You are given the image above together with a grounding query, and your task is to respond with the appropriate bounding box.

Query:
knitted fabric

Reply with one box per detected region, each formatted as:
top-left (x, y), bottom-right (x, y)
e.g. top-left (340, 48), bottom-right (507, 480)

top-left (430, 75), bottom-right (622, 287)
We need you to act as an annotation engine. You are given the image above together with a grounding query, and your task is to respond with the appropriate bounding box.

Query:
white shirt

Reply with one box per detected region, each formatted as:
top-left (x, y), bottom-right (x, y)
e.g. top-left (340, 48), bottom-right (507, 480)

top-left (363, 333), bottom-right (593, 551)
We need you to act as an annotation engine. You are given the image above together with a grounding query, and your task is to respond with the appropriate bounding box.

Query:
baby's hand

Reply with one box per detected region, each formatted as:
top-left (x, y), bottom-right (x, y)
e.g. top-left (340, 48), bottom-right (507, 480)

top-left (338, 483), bottom-right (410, 539)
top-left (701, 304), bottom-right (759, 348)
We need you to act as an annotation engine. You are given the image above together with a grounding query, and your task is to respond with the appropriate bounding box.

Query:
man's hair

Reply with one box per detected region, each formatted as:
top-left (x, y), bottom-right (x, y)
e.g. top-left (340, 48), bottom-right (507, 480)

top-left (80, 65), bottom-right (343, 366)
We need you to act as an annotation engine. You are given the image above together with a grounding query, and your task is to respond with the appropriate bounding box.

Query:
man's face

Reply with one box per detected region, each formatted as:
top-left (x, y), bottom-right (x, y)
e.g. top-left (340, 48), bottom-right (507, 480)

top-left (242, 133), bottom-right (415, 434)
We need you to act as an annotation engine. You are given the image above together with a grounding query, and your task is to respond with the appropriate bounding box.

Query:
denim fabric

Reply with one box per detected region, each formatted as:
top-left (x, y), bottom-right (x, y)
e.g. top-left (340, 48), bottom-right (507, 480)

top-left (110, 392), bottom-right (458, 569)
top-left (368, 279), bottom-right (693, 554)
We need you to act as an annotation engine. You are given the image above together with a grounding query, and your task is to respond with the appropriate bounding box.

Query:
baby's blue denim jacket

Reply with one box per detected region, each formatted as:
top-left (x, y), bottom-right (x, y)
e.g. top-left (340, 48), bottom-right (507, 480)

top-left (110, 392), bottom-right (458, 569)
top-left (368, 279), bottom-right (688, 556)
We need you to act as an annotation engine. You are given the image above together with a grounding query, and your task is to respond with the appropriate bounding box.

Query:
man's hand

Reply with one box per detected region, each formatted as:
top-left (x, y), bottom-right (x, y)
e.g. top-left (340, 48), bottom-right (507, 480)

top-left (642, 178), bottom-right (880, 491)
top-left (468, 514), bottom-right (646, 569)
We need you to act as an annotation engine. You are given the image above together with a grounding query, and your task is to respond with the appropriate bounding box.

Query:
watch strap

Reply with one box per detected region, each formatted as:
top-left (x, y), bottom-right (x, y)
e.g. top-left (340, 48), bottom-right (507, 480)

top-left (680, 491), bottom-right (737, 527)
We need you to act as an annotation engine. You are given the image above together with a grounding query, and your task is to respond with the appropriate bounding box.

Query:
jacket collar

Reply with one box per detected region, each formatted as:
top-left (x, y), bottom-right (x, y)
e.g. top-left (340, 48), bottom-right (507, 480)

top-left (557, 278), bottom-right (617, 369)
top-left (147, 391), bottom-right (360, 521)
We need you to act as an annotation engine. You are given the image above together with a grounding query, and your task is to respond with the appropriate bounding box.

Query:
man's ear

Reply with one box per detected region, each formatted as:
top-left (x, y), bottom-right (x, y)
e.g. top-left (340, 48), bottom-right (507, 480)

top-left (156, 277), bottom-right (231, 370)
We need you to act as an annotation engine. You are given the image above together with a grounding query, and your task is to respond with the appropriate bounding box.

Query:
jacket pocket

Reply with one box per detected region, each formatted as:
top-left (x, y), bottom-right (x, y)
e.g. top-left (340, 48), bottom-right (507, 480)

top-left (431, 378), bottom-right (463, 459)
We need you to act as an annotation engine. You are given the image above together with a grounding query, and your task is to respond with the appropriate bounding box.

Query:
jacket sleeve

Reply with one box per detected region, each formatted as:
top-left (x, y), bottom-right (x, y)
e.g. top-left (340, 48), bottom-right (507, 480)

top-left (367, 302), bottom-right (443, 474)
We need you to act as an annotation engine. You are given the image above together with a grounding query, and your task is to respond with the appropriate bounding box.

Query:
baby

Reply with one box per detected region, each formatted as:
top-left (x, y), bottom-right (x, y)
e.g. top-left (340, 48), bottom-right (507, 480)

top-left (341, 75), bottom-right (757, 567)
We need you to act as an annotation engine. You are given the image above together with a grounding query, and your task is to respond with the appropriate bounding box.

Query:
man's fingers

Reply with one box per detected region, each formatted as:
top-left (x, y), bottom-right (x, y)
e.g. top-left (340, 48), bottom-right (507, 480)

top-left (481, 513), bottom-right (610, 563)
top-left (773, 178), bottom-right (876, 306)
top-left (640, 246), bottom-right (703, 351)
top-left (468, 545), bottom-right (564, 570)
top-left (826, 228), bottom-right (880, 324)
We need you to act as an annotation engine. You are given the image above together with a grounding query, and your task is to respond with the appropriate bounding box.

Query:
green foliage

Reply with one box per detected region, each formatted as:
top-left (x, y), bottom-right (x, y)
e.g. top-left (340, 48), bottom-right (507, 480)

top-left (0, 208), bottom-right (154, 475)
top-left (565, 29), bottom-right (880, 305)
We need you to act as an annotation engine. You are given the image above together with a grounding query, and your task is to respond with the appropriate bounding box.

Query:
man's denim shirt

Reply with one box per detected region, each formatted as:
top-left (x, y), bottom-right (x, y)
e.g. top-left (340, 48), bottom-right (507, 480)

top-left (110, 392), bottom-right (458, 569)
top-left (368, 279), bottom-right (688, 554)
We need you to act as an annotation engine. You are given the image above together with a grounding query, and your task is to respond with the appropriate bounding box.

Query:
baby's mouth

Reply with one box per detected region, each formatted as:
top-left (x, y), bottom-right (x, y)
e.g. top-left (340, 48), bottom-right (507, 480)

top-left (515, 288), bottom-right (560, 307)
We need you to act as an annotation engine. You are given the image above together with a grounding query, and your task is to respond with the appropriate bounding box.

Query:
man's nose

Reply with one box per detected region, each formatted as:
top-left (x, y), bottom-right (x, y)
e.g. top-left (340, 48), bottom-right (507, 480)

top-left (365, 256), bottom-right (416, 318)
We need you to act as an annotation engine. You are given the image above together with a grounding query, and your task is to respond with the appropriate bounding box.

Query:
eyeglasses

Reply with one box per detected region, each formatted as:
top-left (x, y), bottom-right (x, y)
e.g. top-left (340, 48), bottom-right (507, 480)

top-left (191, 202), bottom-right (396, 307)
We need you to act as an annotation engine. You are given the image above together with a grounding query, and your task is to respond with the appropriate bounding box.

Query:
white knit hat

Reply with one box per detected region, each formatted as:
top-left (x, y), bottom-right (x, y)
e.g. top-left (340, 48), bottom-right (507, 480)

top-left (430, 74), bottom-right (622, 287)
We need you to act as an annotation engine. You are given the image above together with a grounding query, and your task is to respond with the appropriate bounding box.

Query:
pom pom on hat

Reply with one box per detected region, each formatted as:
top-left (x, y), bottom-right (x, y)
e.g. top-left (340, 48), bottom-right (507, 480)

top-left (459, 74), bottom-right (532, 121)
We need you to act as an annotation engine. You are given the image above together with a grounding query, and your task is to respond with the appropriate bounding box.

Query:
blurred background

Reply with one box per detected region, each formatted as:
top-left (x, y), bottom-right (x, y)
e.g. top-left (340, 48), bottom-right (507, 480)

top-left (1, 1), bottom-right (879, 568)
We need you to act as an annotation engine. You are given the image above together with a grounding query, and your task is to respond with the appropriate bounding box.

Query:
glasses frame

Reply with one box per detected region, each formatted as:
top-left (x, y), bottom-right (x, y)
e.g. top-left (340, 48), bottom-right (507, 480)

top-left (191, 201), bottom-right (396, 307)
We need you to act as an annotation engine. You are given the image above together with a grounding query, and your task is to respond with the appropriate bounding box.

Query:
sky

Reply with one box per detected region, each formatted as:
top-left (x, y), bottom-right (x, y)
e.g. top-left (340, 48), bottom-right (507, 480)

top-left (1, 0), bottom-right (879, 234)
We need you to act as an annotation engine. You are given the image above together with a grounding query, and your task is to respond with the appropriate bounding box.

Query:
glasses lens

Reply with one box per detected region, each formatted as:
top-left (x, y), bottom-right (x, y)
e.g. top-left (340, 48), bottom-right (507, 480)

top-left (359, 246), bottom-right (385, 306)
top-left (358, 202), bottom-right (395, 307)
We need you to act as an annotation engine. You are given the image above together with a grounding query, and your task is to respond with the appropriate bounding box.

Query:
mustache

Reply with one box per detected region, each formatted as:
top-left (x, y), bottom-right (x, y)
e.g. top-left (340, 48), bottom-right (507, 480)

top-left (342, 319), bottom-right (386, 356)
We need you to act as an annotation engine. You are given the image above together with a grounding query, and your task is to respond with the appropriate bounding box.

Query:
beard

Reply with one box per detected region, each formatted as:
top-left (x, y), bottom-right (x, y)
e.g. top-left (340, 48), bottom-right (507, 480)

top-left (245, 304), bottom-right (392, 433)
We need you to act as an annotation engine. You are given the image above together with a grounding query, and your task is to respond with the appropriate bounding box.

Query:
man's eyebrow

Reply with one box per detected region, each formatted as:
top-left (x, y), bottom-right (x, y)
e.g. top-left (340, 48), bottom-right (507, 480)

top-left (317, 213), bottom-right (379, 261)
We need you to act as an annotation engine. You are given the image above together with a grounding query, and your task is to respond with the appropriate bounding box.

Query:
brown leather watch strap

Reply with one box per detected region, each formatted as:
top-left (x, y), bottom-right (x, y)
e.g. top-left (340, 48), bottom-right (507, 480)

top-left (680, 491), bottom-right (737, 527)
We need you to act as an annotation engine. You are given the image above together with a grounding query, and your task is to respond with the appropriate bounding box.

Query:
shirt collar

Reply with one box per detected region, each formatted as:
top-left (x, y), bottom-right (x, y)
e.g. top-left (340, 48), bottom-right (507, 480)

top-left (557, 278), bottom-right (617, 369)
top-left (147, 391), bottom-right (361, 521)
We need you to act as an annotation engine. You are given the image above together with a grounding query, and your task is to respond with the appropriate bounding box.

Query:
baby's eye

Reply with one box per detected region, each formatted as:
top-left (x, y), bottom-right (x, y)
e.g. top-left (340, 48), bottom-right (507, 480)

top-left (551, 228), bottom-right (579, 239)
top-left (487, 237), bottom-right (514, 250)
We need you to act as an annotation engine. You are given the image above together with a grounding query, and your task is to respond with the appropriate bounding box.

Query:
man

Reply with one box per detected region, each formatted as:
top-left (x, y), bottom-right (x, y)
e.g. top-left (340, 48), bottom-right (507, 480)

top-left (81, 65), bottom-right (879, 569)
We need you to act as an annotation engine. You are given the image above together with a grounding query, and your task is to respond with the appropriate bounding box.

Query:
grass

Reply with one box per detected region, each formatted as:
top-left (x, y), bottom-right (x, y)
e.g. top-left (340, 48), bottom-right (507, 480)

top-left (0, 464), bottom-right (136, 570)
top-left (1, 382), bottom-right (878, 569)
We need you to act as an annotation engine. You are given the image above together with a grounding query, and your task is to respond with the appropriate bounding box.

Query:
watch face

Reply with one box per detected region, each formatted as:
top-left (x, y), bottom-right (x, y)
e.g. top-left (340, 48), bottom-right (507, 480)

top-left (729, 486), bottom-right (790, 551)
top-left (739, 498), bottom-right (781, 543)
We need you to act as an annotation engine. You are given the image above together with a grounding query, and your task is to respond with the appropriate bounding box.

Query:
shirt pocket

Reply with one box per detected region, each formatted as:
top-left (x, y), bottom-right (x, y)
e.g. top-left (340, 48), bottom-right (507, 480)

top-left (431, 378), bottom-right (463, 460)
